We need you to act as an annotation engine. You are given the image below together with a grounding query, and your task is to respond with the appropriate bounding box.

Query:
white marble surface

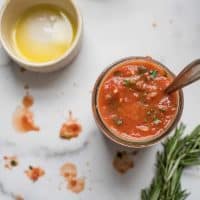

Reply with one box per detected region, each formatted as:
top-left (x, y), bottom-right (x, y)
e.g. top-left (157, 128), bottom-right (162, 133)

top-left (0, 0), bottom-right (200, 199)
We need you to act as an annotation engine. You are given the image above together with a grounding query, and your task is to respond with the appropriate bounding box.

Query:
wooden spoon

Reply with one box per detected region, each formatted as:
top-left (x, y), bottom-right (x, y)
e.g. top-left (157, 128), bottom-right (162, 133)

top-left (165, 59), bottom-right (200, 94)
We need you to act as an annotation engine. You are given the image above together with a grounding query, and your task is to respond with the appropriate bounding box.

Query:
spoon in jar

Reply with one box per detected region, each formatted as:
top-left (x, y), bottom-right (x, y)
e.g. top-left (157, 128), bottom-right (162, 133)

top-left (165, 59), bottom-right (200, 94)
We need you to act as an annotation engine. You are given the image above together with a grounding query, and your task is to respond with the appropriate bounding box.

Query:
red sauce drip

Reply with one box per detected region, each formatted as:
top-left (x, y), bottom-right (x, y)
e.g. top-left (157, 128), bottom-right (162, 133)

top-left (13, 94), bottom-right (40, 133)
top-left (22, 95), bottom-right (34, 107)
top-left (60, 111), bottom-right (82, 139)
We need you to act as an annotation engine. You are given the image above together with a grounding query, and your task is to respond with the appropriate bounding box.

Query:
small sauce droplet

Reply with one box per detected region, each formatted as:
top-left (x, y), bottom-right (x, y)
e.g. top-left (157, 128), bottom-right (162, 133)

top-left (25, 166), bottom-right (45, 182)
top-left (23, 95), bottom-right (34, 108)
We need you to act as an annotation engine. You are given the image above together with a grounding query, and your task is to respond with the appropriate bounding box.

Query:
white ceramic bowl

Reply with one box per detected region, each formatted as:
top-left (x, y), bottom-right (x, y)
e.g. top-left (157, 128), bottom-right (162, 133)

top-left (0, 0), bottom-right (83, 72)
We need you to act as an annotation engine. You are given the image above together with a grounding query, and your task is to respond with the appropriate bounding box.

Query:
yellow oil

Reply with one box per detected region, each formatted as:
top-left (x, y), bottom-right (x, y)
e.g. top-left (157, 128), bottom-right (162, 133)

top-left (12, 4), bottom-right (76, 63)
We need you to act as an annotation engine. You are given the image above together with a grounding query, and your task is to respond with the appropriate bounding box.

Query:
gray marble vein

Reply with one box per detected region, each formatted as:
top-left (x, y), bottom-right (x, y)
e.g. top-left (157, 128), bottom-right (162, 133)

top-left (0, 182), bottom-right (15, 200)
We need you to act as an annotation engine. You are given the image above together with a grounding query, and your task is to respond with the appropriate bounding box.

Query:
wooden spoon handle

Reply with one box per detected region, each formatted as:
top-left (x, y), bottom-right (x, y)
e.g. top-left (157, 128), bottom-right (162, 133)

top-left (165, 59), bottom-right (200, 94)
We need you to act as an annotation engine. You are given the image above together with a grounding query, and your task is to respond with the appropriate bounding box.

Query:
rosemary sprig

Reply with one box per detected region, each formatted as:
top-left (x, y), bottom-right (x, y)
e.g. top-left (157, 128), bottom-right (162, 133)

top-left (141, 123), bottom-right (200, 200)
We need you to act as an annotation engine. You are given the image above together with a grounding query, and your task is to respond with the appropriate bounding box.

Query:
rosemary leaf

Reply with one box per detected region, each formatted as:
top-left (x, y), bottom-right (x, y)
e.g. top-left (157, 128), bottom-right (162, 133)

top-left (141, 123), bottom-right (200, 200)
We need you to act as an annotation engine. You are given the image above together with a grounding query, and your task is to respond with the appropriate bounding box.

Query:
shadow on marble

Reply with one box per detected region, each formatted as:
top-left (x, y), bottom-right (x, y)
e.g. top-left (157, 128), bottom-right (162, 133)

top-left (4, 35), bottom-right (85, 91)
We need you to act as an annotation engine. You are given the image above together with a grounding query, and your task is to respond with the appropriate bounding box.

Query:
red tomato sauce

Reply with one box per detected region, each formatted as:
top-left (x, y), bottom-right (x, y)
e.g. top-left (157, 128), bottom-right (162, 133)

top-left (97, 59), bottom-right (179, 140)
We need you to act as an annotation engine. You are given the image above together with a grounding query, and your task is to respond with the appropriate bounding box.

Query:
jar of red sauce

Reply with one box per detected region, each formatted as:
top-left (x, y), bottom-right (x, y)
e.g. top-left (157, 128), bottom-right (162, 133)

top-left (92, 57), bottom-right (184, 148)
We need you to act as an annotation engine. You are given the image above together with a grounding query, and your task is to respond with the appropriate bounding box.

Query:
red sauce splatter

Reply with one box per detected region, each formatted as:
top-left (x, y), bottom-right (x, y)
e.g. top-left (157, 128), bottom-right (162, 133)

top-left (113, 151), bottom-right (134, 174)
top-left (67, 177), bottom-right (85, 193)
top-left (3, 155), bottom-right (19, 170)
top-left (60, 163), bottom-right (85, 193)
top-left (13, 93), bottom-right (40, 133)
top-left (25, 166), bottom-right (45, 182)
top-left (60, 111), bottom-right (82, 139)
top-left (60, 163), bottom-right (77, 179)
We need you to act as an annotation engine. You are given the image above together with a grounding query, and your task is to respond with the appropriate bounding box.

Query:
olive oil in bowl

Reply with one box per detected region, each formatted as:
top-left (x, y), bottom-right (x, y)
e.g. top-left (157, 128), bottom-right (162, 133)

top-left (12, 4), bottom-right (76, 63)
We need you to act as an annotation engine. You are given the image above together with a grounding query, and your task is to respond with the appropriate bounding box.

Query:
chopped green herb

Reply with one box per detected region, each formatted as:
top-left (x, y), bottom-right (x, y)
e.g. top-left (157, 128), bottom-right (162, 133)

top-left (10, 160), bottom-right (18, 166)
top-left (149, 70), bottom-right (158, 79)
top-left (147, 108), bottom-right (155, 116)
top-left (153, 117), bottom-right (161, 125)
top-left (113, 118), bottom-right (123, 126)
top-left (29, 165), bottom-right (33, 170)
top-left (113, 70), bottom-right (122, 76)
top-left (147, 111), bottom-right (152, 116)
top-left (138, 66), bottom-right (147, 74)
top-left (159, 108), bottom-right (166, 113)
top-left (123, 79), bottom-right (135, 88)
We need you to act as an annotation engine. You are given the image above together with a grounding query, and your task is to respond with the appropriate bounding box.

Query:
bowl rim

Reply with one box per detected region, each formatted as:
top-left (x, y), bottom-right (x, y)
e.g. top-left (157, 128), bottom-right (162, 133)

top-left (0, 0), bottom-right (83, 69)
top-left (92, 56), bottom-right (184, 148)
